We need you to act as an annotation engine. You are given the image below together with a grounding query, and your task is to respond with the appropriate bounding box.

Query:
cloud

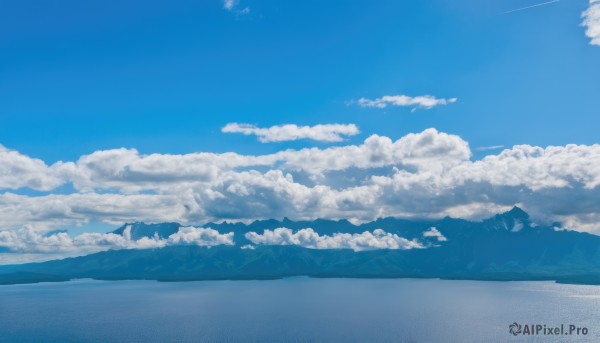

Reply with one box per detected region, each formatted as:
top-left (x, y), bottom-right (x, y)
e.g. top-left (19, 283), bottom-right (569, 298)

top-left (0, 145), bottom-right (67, 191)
top-left (355, 94), bottom-right (457, 110)
top-left (222, 123), bottom-right (360, 143)
top-left (502, 0), bottom-right (560, 15)
top-left (222, 0), bottom-right (250, 15)
top-left (422, 227), bottom-right (447, 242)
top-left (0, 192), bottom-right (197, 231)
top-left (245, 228), bottom-right (424, 251)
top-left (1, 129), bottom-right (600, 247)
top-left (469, 144), bottom-right (600, 191)
top-left (583, 0), bottom-right (600, 46)
top-left (475, 145), bottom-right (505, 151)
top-left (366, 143), bottom-right (600, 233)
top-left (63, 148), bottom-right (226, 192)
top-left (0, 128), bottom-right (464, 193)
top-left (0, 225), bottom-right (234, 261)
top-left (167, 226), bottom-right (234, 246)
top-left (223, 0), bottom-right (236, 10)
top-left (278, 128), bottom-right (470, 174)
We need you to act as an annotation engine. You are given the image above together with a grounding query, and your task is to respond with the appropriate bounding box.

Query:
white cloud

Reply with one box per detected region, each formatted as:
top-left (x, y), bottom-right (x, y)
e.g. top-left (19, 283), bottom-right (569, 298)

top-left (475, 145), bottom-right (504, 151)
top-left (223, 0), bottom-right (237, 10)
top-left (0, 192), bottom-right (197, 231)
top-left (0, 145), bottom-right (67, 191)
top-left (0, 225), bottom-right (234, 262)
top-left (356, 94), bottom-right (457, 110)
top-left (1, 128), bottom-right (600, 248)
top-left (167, 226), bottom-right (234, 246)
top-left (222, 0), bottom-right (250, 15)
top-left (582, 0), bottom-right (600, 46)
top-left (555, 213), bottom-right (600, 233)
top-left (367, 143), bottom-right (600, 224)
top-left (468, 144), bottom-right (600, 191)
top-left (245, 228), bottom-right (424, 251)
top-left (0, 128), bottom-right (465, 192)
top-left (222, 123), bottom-right (360, 143)
top-left (279, 128), bottom-right (470, 174)
top-left (423, 227), bottom-right (447, 242)
top-left (64, 148), bottom-right (224, 192)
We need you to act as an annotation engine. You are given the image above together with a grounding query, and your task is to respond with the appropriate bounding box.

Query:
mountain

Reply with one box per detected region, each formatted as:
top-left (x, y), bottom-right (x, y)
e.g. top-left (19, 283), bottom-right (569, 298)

top-left (2, 207), bottom-right (600, 285)
top-left (112, 222), bottom-right (181, 240)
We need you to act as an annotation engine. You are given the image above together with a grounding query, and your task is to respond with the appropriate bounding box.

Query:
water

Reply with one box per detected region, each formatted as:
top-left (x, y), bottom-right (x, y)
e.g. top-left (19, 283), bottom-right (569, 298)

top-left (0, 278), bottom-right (599, 342)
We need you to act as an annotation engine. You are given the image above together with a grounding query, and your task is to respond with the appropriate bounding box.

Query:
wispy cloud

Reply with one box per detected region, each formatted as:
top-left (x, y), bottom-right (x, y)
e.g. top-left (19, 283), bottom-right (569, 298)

top-left (502, 0), bottom-right (560, 15)
top-left (354, 94), bottom-right (457, 111)
top-left (475, 145), bottom-right (505, 151)
top-left (222, 123), bottom-right (360, 142)
top-left (238, 7), bottom-right (250, 15)
top-left (222, 0), bottom-right (250, 15)
top-left (583, 0), bottom-right (600, 46)
top-left (223, 0), bottom-right (236, 10)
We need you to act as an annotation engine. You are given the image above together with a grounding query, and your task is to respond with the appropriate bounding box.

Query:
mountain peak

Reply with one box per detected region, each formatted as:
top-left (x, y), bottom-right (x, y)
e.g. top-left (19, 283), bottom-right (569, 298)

top-left (484, 206), bottom-right (530, 232)
top-left (503, 206), bottom-right (529, 220)
top-left (112, 222), bottom-right (181, 240)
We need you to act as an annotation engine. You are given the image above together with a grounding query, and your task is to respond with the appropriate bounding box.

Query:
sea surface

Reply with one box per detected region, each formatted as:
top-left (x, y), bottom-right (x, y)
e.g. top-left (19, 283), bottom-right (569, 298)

top-left (0, 278), bottom-right (599, 342)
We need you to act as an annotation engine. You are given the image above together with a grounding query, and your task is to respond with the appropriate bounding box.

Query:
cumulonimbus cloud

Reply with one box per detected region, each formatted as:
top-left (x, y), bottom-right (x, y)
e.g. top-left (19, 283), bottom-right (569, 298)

top-left (583, 0), bottom-right (600, 46)
top-left (222, 123), bottom-right (360, 143)
top-left (355, 94), bottom-right (457, 110)
top-left (245, 228), bottom-right (424, 251)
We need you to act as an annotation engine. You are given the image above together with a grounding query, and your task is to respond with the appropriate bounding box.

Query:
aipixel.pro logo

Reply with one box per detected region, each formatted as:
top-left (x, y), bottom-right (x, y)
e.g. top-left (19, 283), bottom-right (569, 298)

top-left (509, 322), bottom-right (588, 336)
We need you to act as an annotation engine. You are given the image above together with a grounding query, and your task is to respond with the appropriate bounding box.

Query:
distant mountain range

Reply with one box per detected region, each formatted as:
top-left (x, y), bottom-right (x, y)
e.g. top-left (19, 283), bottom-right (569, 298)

top-left (2, 207), bottom-right (600, 285)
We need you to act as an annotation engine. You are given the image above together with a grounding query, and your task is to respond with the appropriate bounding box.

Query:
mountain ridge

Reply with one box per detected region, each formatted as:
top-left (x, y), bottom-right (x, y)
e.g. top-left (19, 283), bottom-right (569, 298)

top-left (2, 207), bottom-right (600, 285)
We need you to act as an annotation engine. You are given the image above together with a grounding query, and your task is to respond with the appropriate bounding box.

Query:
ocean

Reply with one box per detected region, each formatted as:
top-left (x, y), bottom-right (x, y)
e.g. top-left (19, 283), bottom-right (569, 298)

top-left (1, 277), bottom-right (599, 342)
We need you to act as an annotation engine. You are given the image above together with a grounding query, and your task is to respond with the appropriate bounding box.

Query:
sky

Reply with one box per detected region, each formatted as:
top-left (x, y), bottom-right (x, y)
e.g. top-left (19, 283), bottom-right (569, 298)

top-left (1, 0), bottom-right (599, 262)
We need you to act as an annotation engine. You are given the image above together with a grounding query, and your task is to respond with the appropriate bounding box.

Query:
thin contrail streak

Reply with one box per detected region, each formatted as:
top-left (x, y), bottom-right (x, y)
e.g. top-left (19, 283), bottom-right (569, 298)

top-left (502, 0), bottom-right (560, 14)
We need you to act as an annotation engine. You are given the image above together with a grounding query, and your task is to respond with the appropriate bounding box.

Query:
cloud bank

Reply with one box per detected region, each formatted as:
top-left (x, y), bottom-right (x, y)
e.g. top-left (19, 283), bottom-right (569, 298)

top-left (222, 123), bottom-right (360, 142)
top-left (0, 225), bottom-right (234, 257)
top-left (1, 128), bottom-right (599, 243)
top-left (245, 228), bottom-right (424, 251)
top-left (356, 95), bottom-right (457, 110)
top-left (583, 0), bottom-right (600, 46)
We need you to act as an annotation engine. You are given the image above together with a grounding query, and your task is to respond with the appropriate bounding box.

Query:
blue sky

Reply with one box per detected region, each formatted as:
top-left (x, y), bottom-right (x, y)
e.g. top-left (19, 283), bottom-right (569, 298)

top-left (2, 0), bottom-right (599, 162)
top-left (1, 0), bottom-right (600, 262)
